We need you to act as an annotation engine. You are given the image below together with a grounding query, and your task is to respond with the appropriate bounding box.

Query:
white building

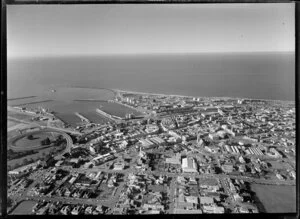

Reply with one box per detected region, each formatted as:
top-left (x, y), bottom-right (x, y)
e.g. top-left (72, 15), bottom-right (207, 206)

top-left (202, 205), bottom-right (225, 213)
top-left (114, 162), bottom-right (125, 170)
top-left (238, 156), bottom-right (245, 163)
top-left (145, 125), bottom-right (159, 134)
top-left (89, 146), bottom-right (96, 155)
top-left (182, 157), bottom-right (198, 173)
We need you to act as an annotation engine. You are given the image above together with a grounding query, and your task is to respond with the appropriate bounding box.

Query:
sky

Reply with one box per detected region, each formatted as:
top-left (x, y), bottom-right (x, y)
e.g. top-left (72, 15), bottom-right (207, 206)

top-left (7, 3), bottom-right (295, 58)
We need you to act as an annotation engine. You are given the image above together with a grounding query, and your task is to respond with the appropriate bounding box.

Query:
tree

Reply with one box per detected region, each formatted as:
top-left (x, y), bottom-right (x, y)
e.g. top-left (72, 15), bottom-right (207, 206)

top-left (41, 137), bottom-right (51, 145)
top-left (22, 158), bottom-right (29, 165)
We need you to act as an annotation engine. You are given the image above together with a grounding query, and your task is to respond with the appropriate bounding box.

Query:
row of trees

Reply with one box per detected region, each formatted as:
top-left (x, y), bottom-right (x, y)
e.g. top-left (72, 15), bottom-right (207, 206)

top-left (28, 134), bottom-right (66, 146)
top-left (7, 151), bottom-right (51, 171)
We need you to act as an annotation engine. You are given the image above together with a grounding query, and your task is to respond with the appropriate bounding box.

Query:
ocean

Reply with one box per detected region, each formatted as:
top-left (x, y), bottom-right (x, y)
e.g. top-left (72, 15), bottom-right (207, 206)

top-left (7, 52), bottom-right (295, 126)
top-left (7, 52), bottom-right (295, 101)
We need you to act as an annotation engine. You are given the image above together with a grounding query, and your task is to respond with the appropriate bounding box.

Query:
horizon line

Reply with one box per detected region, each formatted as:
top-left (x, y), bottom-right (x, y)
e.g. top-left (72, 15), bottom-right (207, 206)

top-left (8, 50), bottom-right (295, 59)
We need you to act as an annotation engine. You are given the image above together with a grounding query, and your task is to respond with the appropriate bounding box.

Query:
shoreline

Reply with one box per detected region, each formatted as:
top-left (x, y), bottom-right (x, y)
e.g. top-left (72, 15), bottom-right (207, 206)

top-left (113, 89), bottom-right (295, 103)
top-left (8, 96), bottom-right (37, 101)
top-left (7, 86), bottom-right (294, 104)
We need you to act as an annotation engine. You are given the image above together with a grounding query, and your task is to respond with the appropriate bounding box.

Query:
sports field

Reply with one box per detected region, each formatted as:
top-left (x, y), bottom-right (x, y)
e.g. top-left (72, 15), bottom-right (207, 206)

top-left (251, 184), bottom-right (296, 213)
top-left (14, 132), bottom-right (57, 148)
top-left (11, 200), bottom-right (37, 215)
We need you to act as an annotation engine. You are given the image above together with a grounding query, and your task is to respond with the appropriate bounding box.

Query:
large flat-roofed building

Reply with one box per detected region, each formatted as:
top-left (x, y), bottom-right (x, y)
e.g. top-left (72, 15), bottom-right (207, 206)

top-left (182, 157), bottom-right (198, 173)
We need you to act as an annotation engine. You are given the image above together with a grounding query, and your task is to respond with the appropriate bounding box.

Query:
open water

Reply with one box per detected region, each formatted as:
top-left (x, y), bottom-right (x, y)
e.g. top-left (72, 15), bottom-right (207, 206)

top-left (7, 52), bottom-right (295, 126)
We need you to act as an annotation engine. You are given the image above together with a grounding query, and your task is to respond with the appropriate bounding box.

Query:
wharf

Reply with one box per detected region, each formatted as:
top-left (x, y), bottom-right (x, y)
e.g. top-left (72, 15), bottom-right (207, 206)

top-left (96, 108), bottom-right (119, 122)
top-left (74, 112), bottom-right (91, 123)
top-left (8, 96), bottom-right (37, 101)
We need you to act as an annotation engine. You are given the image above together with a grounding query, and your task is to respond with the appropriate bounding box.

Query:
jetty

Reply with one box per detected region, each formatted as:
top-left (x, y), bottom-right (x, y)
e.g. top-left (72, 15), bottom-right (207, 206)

top-left (96, 108), bottom-right (120, 122)
top-left (8, 96), bottom-right (37, 101)
top-left (11, 99), bottom-right (53, 106)
top-left (73, 99), bottom-right (108, 102)
top-left (74, 112), bottom-right (91, 123)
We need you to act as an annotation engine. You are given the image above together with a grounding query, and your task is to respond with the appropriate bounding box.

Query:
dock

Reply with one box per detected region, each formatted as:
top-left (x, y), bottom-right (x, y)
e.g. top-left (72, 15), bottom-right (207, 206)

top-left (11, 99), bottom-right (53, 106)
top-left (8, 96), bottom-right (37, 101)
top-left (95, 108), bottom-right (119, 122)
top-left (73, 99), bottom-right (108, 102)
top-left (74, 112), bottom-right (91, 123)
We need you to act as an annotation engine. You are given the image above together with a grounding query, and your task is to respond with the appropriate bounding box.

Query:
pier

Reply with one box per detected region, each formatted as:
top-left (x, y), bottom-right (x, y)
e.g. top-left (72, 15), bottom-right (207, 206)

top-left (74, 112), bottom-right (91, 123)
top-left (8, 96), bottom-right (37, 101)
top-left (73, 99), bottom-right (108, 102)
top-left (11, 100), bottom-right (53, 107)
top-left (95, 108), bottom-right (119, 122)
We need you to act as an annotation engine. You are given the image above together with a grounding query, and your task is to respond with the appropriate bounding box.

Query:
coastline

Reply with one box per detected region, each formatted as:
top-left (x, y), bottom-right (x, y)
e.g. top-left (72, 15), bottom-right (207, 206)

top-left (113, 89), bottom-right (295, 103)
top-left (7, 85), bottom-right (294, 104)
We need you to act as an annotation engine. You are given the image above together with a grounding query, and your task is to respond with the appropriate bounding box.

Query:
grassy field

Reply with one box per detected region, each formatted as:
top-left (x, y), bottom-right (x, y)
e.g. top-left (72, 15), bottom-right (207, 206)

top-left (11, 200), bottom-right (37, 215)
top-left (14, 132), bottom-right (57, 148)
top-left (251, 184), bottom-right (296, 213)
top-left (7, 131), bottom-right (65, 168)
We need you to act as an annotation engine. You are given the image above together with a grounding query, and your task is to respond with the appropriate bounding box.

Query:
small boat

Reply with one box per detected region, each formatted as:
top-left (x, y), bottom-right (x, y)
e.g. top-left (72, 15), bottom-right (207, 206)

top-left (51, 89), bottom-right (56, 92)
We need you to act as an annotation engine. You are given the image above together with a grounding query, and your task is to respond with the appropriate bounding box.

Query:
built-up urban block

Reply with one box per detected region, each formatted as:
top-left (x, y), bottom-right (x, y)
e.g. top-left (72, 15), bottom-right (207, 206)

top-left (7, 90), bottom-right (296, 215)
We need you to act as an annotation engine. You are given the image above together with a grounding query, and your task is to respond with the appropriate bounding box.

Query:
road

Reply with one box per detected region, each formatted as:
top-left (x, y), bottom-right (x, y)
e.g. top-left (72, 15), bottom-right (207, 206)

top-left (167, 177), bottom-right (176, 214)
top-left (7, 116), bottom-right (43, 128)
top-left (9, 171), bottom-right (128, 214)
top-left (7, 99), bottom-right (296, 215)
top-left (43, 125), bottom-right (81, 136)
top-left (8, 158), bottom-right (295, 215)
top-left (57, 163), bottom-right (295, 187)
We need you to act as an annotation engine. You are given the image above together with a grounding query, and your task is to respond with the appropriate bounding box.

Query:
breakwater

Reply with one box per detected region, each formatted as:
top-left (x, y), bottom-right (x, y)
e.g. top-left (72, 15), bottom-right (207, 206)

top-left (73, 99), bottom-right (108, 102)
top-left (74, 112), bottom-right (91, 123)
top-left (12, 100), bottom-right (53, 106)
top-left (96, 108), bottom-right (121, 122)
top-left (8, 96), bottom-right (37, 101)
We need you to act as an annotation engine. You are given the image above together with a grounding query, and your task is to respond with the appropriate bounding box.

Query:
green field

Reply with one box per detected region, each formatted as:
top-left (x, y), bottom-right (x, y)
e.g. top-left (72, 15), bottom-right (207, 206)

top-left (11, 200), bottom-right (37, 215)
top-left (251, 184), bottom-right (296, 213)
top-left (7, 130), bottom-right (66, 168)
top-left (14, 132), bottom-right (56, 148)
